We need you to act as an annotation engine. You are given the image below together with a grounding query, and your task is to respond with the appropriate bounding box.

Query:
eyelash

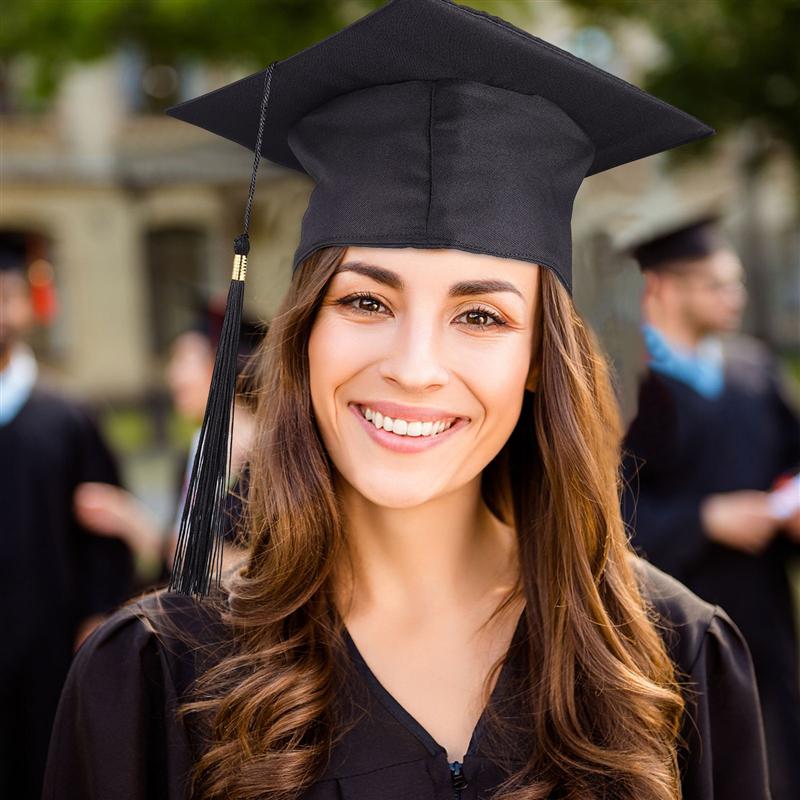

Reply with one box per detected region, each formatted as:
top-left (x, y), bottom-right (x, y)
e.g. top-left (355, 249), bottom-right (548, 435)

top-left (334, 291), bottom-right (508, 329)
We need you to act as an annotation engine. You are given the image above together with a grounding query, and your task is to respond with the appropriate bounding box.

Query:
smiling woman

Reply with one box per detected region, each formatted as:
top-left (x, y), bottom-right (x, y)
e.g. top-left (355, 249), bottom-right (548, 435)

top-left (43, 1), bottom-right (770, 800)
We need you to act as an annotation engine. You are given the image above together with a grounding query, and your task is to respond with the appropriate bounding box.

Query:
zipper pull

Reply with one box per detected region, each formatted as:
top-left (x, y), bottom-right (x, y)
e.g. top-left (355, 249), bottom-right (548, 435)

top-left (449, 760), bottom-right (468, 795)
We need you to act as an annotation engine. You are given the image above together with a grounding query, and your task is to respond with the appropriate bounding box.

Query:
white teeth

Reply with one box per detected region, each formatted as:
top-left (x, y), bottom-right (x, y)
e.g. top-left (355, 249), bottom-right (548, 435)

top-left (359, 406), bottom-right (458, 437)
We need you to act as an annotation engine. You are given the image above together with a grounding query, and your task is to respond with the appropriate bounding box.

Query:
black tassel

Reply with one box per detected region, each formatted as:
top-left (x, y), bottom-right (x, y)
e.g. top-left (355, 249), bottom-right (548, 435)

top-left (169, 252), bottom-right (246, 595)
top-left (169, 64), bottom-right (275, 596)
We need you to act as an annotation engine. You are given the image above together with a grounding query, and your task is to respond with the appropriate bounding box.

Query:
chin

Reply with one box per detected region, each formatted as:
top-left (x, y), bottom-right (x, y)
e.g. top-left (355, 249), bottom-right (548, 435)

top-left (347, 470), bottom-right (454, 509)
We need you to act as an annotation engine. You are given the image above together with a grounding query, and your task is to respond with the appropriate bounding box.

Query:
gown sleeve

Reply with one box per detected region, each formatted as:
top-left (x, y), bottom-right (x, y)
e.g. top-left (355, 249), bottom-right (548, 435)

top-left (679, 606), bottom-right (772, 800)
top-left (71, 404), bottom-right (135, 619)
top-left (42, 603), bottom-right (195, 800)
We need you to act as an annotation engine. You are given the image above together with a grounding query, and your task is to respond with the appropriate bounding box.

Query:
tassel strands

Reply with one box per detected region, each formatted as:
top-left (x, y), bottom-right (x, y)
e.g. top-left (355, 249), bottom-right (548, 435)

top-left (169, 63), bottom-right (276, 596)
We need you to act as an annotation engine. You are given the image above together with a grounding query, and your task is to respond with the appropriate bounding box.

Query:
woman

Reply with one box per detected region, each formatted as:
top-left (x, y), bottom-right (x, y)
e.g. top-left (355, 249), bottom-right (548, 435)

top-left (44, 1), bottom-right (770, 798)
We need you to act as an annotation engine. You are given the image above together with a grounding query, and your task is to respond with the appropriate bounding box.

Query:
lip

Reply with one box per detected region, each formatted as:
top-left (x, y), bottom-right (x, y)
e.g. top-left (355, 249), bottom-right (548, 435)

top-left (354, 400), bottom-right (468, 424)
top-left (348, 402), bottom-right (469, 454)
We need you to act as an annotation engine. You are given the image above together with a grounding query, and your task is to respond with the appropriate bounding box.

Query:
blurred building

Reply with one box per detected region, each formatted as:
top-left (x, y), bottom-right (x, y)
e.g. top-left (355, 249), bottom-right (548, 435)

top-left (2, 52), bottom-right (312, 400)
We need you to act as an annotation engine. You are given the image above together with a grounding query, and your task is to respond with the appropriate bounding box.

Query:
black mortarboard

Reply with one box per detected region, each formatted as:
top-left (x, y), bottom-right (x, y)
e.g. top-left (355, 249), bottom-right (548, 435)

top-left (630, 214), bottom-right (726, 272)
top-left (0, 233), bottom-right (28, 274)
top-left (163, 0), bottom-right (714, 596)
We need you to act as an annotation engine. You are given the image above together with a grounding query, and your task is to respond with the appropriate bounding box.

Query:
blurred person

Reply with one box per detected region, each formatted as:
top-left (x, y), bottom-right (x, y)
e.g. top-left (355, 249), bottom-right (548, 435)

top-left (73, 307), bottom-right (266, 585)
top-left (0, 234), bottom-right (134, 798)
top-left (622, 216), bottom-right (800, 800)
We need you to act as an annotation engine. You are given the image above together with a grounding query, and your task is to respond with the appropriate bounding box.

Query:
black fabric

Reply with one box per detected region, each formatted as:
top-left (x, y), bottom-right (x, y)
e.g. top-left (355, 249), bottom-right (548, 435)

top-left (43, 558), bottom-right (770, 799)
top-left (0, 231), bottom-right (28, 272)
top-left (164, 0), bottom-right (713, 291)
top-left (622, 350), bottom-right (800, 800)
top-left (630, 214), bottom-right (725, 271)
top-left (0, 387), bottom-right (134, 799)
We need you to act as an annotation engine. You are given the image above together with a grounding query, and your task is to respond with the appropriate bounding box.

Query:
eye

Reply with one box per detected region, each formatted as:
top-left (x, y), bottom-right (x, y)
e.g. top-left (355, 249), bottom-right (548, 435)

top-left (335, 291), bottom-right (390, 316)
top-left (455, 305), bottom-right (507, 330)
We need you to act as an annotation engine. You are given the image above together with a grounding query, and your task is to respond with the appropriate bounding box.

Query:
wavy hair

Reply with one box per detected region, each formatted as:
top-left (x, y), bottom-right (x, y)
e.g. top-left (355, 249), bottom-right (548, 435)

top-left (181, 245), bottom-right (686, 800)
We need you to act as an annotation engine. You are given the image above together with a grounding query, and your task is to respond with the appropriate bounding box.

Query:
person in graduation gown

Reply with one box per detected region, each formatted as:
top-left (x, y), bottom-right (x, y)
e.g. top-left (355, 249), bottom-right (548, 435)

top-left (44, 1), bottom-right (771, 798)
top-left (0, 235), bottom-right (134, 799)
top-left (70, 308), bottom-right (264, 591)
top-left (621, 216), bottom-right (800, 800)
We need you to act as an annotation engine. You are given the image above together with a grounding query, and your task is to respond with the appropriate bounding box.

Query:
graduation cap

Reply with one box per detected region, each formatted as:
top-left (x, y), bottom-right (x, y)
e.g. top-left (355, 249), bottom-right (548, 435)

top-left (629, 214), bottom-right (726, 272)
top-left (0, 233), bottom-right (28, 274)
top-left (164, 0), bottom-right (714, 596)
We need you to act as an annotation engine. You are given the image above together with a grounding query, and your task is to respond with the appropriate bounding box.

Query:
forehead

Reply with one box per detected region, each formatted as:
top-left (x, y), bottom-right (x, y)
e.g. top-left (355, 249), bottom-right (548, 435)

top-left (338, 246), bottom-right (540, 293)
top-left (690, 248), bottom-right (743, 281)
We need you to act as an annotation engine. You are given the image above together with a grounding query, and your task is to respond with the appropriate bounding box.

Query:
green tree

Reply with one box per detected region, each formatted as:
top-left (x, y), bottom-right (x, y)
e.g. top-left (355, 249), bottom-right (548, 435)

top-left (563, 0), bottom-right (800, 162)
top-left (6, 0), bottom-right (797, 160)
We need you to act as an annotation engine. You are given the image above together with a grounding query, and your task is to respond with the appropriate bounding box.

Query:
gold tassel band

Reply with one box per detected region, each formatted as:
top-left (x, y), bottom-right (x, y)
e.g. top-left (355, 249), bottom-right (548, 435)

top-left (232, 254), bottom-right (248, 281)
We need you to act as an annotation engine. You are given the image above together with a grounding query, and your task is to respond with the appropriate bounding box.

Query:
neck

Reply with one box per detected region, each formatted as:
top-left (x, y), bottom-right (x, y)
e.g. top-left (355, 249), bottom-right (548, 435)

top-left (334, 475), bottom-right (518, 622)
top-left (644, 311), bottom-right (701, 352)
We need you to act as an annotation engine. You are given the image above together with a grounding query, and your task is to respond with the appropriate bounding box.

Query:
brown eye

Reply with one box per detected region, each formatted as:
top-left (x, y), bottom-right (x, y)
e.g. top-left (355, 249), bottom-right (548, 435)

top-left (336, 291), bottom-right (389, 316)
top-left (456, 306), bottom-right (507, 329)
top-left (357, 296), bottom-right (383, 313)
top-left (466, 310), bottom-right (492, 326)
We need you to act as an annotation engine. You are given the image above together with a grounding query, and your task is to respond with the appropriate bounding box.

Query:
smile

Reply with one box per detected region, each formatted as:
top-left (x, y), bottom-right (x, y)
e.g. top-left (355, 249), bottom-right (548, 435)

top-left (348, 403), bottom-right (469, 454)
top-left (360, 405), bottom-right (455, 437)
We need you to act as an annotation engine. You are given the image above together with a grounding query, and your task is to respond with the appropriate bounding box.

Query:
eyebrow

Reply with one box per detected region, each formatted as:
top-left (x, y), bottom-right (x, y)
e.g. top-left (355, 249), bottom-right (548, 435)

top-left (334, 261), bottom-right (524, 300)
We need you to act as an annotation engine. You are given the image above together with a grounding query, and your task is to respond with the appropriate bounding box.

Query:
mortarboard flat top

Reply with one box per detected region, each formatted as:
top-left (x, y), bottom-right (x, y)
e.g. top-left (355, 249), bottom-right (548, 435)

top-left (165, 0), bottom-right (714, 290)
top-left (166, 0), bottom-right (712, 177)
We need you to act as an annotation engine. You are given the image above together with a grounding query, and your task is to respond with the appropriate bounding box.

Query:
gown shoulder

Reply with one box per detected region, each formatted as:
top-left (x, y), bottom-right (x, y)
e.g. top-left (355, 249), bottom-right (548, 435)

top-left (631, 555), bottom-right (772, 799)
top-left (42, 591), bottom-right (228, 800)
top-left (45, 567), bottom-right (773, 800)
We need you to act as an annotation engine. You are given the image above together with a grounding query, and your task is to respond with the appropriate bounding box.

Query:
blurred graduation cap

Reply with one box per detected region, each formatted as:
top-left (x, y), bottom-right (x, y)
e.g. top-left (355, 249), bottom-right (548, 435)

top-left (629, 214), bottom-right (727, 272)
top-left (0, 233), bottom-right (28, 273)
top-left (163, 0), bottom-right (715, 596)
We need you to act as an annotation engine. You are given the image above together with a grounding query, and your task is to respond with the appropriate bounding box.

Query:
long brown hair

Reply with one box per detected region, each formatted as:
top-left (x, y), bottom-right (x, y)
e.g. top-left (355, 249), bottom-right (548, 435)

top-left (181, 246), bottom-right (686, 800)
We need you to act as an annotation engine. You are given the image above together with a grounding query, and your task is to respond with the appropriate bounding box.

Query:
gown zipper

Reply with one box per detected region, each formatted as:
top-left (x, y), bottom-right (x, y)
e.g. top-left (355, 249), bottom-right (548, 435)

top-left (449, 760), bottom-right (468, 799)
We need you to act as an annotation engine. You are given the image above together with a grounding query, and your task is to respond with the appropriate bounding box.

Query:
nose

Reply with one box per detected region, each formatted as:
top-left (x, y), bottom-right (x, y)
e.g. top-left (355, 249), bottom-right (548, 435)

top-left (378, 310), bottom-right (450, 392)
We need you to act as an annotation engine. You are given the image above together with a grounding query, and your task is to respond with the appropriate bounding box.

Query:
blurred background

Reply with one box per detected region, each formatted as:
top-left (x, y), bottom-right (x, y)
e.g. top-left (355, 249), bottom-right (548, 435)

top-left (2, 0), bottom-right (798, 521)
top-left (2, 2), bottom-right (799, 797)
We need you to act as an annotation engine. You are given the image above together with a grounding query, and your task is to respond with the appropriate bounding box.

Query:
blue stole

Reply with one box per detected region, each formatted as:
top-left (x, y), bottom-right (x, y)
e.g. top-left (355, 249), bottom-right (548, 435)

top-left (642, 324), bottom-right (724, 399)
top-left (0, 344), bottom-right (38, 426)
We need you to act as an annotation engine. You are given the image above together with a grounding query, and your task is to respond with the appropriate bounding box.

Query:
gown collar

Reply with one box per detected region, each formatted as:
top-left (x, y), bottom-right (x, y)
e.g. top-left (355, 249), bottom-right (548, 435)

top-left (0, 342), bottom-right (38, 426)
top-left (642, 323), bottom-right (724, 399)
top-left (341, 608), bottom-right (527, 761)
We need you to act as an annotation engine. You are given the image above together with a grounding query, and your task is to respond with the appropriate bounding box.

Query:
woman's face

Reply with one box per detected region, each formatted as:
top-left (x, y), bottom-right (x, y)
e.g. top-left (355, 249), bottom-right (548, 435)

top-left (307, 246), bottom-right (540, 508)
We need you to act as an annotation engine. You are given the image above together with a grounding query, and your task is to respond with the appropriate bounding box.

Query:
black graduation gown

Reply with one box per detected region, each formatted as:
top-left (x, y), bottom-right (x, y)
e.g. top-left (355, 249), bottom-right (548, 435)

top-left (43, 557), bottom-right (771, 800)
top-left (0, 386), bottom-right (134, 799)
top-left (622, 350), bottom-right (800, 800)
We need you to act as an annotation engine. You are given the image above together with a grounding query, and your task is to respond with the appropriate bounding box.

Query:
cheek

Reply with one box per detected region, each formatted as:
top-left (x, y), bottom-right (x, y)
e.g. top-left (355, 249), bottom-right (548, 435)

top-left (462, 337), bottom-right (532, 439)
top-left (307, 315), bottom-right (369, 430)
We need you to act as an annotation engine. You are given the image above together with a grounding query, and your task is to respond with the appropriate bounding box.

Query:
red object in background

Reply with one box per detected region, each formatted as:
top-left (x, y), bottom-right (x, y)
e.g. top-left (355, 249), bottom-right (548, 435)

top-left (28, 258), bottom-right (59, 325)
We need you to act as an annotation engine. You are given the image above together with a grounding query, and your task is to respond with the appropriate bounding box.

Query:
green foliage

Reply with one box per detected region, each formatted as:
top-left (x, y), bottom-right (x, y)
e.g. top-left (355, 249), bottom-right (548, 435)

top-left (563, 0), bottom-right (800, 157)
top-left (0, 0), bottom-right (372, 102)
top-left (4, 0), bottom-right (797, 156)
top-left (1, 0), bottom-right (352, 63)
